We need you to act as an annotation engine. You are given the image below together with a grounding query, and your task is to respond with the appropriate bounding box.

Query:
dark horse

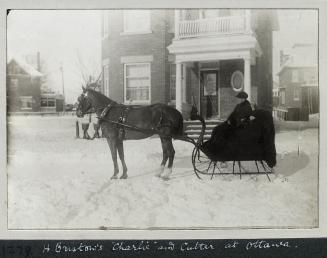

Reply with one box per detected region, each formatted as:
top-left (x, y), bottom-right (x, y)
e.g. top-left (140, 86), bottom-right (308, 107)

top-left (76, 86), bottom-right (188, 180)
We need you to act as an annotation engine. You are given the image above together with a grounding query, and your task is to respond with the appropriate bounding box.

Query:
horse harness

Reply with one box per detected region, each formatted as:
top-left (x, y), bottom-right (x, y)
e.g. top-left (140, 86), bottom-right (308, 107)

top-left (97, 103), bottom-right (164, 140)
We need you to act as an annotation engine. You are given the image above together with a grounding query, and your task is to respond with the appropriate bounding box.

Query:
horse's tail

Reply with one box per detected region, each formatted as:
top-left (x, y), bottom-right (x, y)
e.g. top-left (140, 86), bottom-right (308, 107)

top-left (177, 114), bottom-right (184, 136)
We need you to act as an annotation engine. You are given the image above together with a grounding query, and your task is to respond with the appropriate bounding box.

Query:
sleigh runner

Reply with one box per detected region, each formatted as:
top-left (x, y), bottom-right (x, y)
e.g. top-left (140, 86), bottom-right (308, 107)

top-left (76, 84), bottom-right (276, 180)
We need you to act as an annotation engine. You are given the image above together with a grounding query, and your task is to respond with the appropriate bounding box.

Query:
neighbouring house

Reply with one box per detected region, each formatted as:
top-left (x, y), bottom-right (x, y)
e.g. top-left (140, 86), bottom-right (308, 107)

top-left (7, 57), bottom-right (43, 112)
top-left (272, 81), bottom-right (280, 107)
top-left (7, 56), bottom-right (65, 113)
top-left (277, 43), bottom-right (318, 121)
top-left (101, 9), bottom-right (278, 121)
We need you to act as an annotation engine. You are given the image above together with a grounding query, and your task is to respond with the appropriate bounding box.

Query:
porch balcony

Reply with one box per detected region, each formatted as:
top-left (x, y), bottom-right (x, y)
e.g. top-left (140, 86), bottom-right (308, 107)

top-left (168, 10), bottom-right (261, 63)
top-left (177, 15), bottom-right (251, 39)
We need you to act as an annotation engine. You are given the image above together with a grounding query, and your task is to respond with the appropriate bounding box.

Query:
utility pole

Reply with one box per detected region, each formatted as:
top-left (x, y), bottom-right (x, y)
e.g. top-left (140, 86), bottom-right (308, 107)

top-left (60, 63), bottom-right (65, 111)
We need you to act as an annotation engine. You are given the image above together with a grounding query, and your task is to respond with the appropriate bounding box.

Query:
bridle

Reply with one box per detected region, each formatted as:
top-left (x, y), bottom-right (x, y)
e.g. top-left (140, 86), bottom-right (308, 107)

top-left (76, 94), bottom-right (93, 115)
top-left (77, 93), bottom-right (116, 117)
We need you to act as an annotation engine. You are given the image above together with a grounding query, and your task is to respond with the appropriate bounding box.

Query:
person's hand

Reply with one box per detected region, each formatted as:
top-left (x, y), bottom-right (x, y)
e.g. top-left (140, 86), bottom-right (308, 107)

top-left (250, 116), bottom-right (255, 120)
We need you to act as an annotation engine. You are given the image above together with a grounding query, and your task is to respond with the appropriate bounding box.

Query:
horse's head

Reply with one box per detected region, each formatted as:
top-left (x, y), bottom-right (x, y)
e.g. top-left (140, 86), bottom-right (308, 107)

top-left (76, 87), bottom-right (93, 117)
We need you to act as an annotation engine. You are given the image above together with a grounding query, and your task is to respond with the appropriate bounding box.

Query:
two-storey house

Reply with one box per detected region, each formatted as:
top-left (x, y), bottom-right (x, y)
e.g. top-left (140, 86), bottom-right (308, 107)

top-left (101, 9), bottom-right (278, 121)
top-left (277, 43), bottom-right (318, 121)
top-left (7, 55), bottom-right (65, 113)
top-left (7, 57), bottom-right (43, 113)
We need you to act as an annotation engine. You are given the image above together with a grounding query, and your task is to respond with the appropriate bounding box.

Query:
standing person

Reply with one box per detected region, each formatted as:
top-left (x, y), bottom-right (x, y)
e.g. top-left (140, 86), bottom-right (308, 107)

top-left (77, 112), bottom-right (91, 139)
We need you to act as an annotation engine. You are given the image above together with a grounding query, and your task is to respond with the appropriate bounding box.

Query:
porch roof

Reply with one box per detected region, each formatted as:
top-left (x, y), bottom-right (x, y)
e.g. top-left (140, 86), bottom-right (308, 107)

top-left (167, 34), bottom-right (262, 64)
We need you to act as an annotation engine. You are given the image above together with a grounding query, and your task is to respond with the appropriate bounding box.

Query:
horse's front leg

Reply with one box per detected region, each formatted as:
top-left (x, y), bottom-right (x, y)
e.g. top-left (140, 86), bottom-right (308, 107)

top-left (106, 137), bottom-right (119, 179)
top-left (117, 139), bottom-right (128, 179)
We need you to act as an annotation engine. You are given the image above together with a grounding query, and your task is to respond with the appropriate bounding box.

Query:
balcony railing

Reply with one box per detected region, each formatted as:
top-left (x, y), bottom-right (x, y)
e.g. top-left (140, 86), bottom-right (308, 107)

top-left (177, 15), bottom-right (249, 39)
top-left (303, 79), bottom-right (318, 86)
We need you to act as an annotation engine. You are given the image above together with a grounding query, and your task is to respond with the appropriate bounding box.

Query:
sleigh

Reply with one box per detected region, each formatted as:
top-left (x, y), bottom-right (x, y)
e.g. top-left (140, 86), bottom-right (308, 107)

top-left (191, 110), bottom-right (277, 181)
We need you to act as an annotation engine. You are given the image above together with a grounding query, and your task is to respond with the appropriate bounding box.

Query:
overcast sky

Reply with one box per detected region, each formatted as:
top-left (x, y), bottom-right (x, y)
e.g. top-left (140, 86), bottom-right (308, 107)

top-left (7, 10), bottom-right (101, 104)
top-left (7, 9), bottom-right (318, 104)
top-left (273, 9), bottom-right (318, 81)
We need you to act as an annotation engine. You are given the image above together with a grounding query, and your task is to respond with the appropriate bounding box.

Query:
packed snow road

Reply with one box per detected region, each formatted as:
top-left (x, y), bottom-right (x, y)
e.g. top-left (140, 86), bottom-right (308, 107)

top-left (7, 115), bottom-right (318, 229)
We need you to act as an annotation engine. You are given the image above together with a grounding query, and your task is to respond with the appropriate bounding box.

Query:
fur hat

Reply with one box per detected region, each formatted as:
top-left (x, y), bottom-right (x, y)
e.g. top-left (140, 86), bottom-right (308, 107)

top-left (235, 91), bottom-right (248, 99)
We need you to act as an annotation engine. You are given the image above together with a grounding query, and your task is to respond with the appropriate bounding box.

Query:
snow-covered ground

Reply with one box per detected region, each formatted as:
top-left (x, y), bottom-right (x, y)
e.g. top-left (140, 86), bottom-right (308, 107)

top-left (7, 115), bottom-right (318, 229)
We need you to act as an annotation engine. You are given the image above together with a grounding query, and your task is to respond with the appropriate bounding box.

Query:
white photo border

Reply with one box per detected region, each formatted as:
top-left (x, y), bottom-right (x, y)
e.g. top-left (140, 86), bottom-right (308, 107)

top-left (0, 0), bottom-right (326, 240)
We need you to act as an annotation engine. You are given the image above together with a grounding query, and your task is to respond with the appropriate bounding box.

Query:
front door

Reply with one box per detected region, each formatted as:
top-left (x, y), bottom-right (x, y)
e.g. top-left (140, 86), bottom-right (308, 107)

top-left (200, 70), bottom-right (219, 119)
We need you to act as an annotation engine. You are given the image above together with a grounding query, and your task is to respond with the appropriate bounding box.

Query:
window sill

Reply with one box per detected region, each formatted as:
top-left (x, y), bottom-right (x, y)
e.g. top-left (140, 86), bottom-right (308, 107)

top-left (124, 101), bottom-right (150, 105)
top-left (120, 31), bottom-right (153, 36)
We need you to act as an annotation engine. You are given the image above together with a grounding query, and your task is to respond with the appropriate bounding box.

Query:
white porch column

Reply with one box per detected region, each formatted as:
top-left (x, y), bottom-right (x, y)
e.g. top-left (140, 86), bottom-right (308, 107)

top-left (244, 57), bottom-right (251, 102)
top-left (174, 10), bottom-right (180, 40)
top-left (199, 9), bottom-right (204, 19)
top-left (245, 9), bottom-right (251, 33)
top-left (182, 64), bottom-right (187, 102)
top-left (175, 61), bottom-right (183, 112)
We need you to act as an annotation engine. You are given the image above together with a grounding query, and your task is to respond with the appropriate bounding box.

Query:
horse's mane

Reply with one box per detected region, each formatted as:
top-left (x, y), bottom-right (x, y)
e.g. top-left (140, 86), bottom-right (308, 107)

top-left (86, 88), bottom-right (116, 105)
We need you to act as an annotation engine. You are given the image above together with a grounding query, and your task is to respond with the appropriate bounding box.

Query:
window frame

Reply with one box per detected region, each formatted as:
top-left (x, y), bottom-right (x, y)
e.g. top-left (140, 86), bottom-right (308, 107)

top-left (124, 62), bottom-right (151, 105)
top-left (10, 78), bottom-right (19, 91)
top-left (293, 87), bottom-right (300, 101)
top-left (40, 96), bottom-right (56, 108)
top-left (102, 11), bottom-right (110, 39)
top-left (103, 63), bottom-right (110, 97)
top-left (231, 70), bottom-right (244, 92)
top-left (170, 64), bottom-right (176, 102)
top-left (292, 69), bottom-right (299, 83)
top-left (19, 96), bottom-right (33, 110)
top-left (122, 10), bottom-right (151, 35)
top-left (280, 90), bottom-right (286, 105)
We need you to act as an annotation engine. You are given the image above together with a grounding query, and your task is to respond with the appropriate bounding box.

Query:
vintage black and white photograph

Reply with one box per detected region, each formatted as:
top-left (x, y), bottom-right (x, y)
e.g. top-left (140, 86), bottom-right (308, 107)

top-left (6, 8), bottom-right (319, 230)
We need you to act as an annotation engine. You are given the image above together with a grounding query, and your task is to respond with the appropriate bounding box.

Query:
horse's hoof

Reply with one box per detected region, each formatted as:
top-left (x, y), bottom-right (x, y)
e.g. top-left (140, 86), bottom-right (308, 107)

top-left (160, 169), bottom-right (172, 180)
top-left (161, 175), bottom-right (170, 181)
top-left (155, 170), bottom-right (163, 177)
top-left (120, 174), bottom-right (128, 179)
top-left (111, 175), bottom-right (118, 180)
top-left (155, 166), bottom-right (165, 177)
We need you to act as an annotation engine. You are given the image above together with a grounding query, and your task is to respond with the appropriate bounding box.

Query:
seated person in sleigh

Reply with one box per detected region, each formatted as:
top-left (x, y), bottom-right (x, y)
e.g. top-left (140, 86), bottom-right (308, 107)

top-left (201, 91), bottom-right (276, 168)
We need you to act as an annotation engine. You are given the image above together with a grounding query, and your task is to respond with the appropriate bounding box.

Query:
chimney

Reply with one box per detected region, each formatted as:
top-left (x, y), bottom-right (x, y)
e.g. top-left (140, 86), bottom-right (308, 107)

top-left (280, 50), bottom-right (284, 66)
top-left (37, 52), bottom-right (41, 72)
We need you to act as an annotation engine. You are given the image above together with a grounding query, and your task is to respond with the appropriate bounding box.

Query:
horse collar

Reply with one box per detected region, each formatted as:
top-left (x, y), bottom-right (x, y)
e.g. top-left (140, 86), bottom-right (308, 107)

top-left (99, 103), bottom-right (115, 120)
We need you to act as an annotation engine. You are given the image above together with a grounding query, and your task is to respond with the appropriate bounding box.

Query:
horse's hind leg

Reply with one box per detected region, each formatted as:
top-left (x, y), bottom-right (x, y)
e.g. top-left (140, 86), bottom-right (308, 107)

top-left (161, 137), bottom-right (175, 180)
top-left (156, 137), bottom-right (169, 177)
top-left (117, 139), bottom-right (128, 179)
top-left (106, 138), bottom-right (119, 179)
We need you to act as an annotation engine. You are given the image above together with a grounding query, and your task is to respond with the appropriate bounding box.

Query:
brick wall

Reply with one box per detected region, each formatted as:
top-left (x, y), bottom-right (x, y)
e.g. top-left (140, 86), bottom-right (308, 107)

top-left (103, 10), bottom-right (171, 105)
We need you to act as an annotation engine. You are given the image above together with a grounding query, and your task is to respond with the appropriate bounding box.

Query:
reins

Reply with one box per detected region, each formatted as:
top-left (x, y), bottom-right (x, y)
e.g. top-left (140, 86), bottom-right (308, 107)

top-left (78, 92), bottom-right (203, 147)
top-left (98, 116), bottom-right (198, 145)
